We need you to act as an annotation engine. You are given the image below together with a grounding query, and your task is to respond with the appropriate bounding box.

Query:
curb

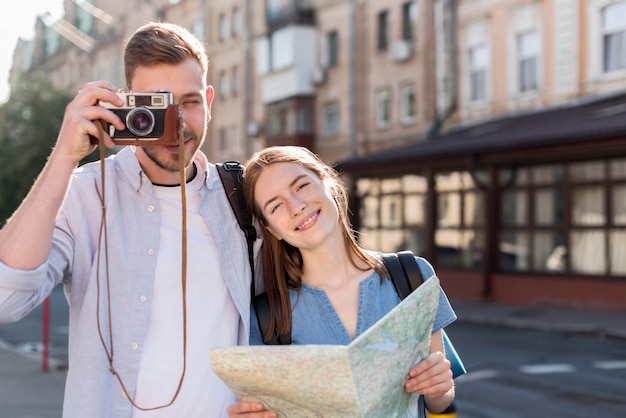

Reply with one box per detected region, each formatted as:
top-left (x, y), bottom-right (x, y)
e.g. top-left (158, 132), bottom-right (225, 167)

top-left (456, 315), bottom-right (626, 340)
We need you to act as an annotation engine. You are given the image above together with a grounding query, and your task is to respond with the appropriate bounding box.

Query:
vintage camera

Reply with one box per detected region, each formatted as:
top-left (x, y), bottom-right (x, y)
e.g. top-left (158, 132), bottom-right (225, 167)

top-left (101, 92), bottom-right (173, 140)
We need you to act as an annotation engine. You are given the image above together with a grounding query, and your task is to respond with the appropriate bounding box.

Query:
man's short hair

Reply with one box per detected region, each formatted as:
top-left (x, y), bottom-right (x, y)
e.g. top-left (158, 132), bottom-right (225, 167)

top-left (124, 22), bottom-right (208, 89)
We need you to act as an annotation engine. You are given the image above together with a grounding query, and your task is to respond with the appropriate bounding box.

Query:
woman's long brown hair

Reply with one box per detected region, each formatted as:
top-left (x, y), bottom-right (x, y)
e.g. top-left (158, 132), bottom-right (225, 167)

top-left (243, 146), bottom-right (384, 342)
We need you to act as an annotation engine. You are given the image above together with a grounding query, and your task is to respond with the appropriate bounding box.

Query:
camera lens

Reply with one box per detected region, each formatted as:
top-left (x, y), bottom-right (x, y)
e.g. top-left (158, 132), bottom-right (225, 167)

top-left (126, 107), bottom-right (155, 137)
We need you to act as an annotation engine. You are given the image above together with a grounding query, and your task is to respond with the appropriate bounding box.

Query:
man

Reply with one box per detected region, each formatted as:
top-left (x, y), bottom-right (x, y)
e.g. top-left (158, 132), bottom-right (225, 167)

top-left (0, 22), bottom-right (259, 417)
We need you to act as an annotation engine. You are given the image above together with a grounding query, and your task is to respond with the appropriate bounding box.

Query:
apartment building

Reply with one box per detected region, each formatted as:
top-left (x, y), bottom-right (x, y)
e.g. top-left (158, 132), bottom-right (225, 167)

top-left (8, 0), bottom-right (626, 308)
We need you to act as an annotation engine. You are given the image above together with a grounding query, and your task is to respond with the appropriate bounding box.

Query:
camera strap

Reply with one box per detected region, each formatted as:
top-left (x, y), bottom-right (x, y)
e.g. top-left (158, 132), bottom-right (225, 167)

top-left (93, 106), bottom-right (189, 411)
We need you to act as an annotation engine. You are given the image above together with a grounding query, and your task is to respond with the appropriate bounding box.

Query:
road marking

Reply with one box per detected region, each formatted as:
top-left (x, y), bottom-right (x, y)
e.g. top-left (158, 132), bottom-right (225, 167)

top-left (455, 369), bottom-right (499, 382)
top-left (520, 364), bottom-right (576, 374)
top-left (593, 360), bottom-right (626, 370)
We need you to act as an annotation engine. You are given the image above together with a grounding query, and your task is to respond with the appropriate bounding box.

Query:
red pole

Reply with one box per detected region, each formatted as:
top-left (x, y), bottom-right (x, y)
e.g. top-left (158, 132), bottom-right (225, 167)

top-left (42, 297), bottom-right (49, 372)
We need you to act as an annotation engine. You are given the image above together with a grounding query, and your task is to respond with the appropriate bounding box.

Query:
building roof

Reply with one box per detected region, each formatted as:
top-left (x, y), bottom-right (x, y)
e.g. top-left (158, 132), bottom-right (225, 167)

top-left (339, 91), bottom-right (626, 176)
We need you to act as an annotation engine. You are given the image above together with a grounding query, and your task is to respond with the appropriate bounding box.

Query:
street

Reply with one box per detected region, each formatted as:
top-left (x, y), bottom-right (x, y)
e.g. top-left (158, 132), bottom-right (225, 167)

top-left (448, 322), bottom-right (626, 417)
top-left (1, 287), bottom-right (625, 417)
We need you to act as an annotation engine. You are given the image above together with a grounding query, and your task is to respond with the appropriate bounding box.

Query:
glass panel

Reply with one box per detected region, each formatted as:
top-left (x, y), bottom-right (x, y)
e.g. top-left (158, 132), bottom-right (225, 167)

top-left (535, 188), bottom-right (563, 225)
top-left (435, 229), bottom-right (463, 267)
top-left (613, 185), bottom-right (626, 225)
top-left (360, 196), bottom-right (379, 228)
top-left (502, 190), bottom-right (527, 226)
top-left (436, 172), bottom-right (462, 192)
top-left (464, 191), bottom-right (485, 227)
top-left (571, 230), bottom-right (606, 274)
top-left (438, 193), bottom-right (461, 227)
top-left (402, 175), bottom-right (427, 193)
top-left (499, 168), bottom-right (523, 186)
top-left (610, 231), bottom-right (626, 275)
top-left (570, 160), bottom-right (605, 181)
top-left (381, 195), bottom-right (402, 227)
top-left (572, 187), bottom-right (605, 225)
top-left (404, 195), bottom-right (426, 226)
top-left (357, 228), bottom-right (379, 250)
top-left (499, 231), bottom-right (530, 271)
top-left (357, 178), bottom-right (378, 196)
top-left (380, 229), bottom-right (404, 253)
top-left (381, 178), bottom-right (402, 193)
top-left (533, 164), bottom-right (563, 184)
top-left (535, 232), bottom-right (566, 272)
top-left (403, 229), bottom-right (426, 255)
top-left (610, 158), bottom-right (626, 179)
top-left (465, 229), bottom-right (484, 268)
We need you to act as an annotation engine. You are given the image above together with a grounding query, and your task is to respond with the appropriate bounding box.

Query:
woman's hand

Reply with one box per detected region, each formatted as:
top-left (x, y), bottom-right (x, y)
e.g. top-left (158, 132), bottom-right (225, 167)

top-left (405, 351), bottom-right (453, 396)
top-left (226, 401), bottom-right (277, 418)
top-left (405, 330), bottom-right (455, 413)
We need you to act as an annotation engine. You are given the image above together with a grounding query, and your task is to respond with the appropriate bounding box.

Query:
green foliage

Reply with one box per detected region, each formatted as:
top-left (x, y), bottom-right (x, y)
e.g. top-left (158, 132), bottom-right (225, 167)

top-left (0, 73), bottom-right (73, 225)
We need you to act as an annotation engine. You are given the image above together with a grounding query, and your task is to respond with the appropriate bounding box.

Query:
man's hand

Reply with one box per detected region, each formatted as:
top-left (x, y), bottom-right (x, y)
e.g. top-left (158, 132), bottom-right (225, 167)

top-left (55, 81), bottom-right (125, 165)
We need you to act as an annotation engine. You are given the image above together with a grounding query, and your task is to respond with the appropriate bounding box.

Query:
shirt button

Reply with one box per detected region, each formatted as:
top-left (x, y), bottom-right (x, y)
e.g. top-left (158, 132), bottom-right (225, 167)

top-left (131, 342), bottom-right (138, 350)
top-left (148, 205), bottom-right (155, 212)
top-left (122, 392), bottom-right (128, 399)
top-left (147, 249), bottom-right (155, 256)
top-left (139, 295), bottom-right (147, 303)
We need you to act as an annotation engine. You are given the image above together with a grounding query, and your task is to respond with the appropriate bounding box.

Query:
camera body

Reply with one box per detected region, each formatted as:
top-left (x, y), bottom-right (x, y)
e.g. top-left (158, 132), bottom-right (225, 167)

top-left (101, 92), bottom-right (173, 141)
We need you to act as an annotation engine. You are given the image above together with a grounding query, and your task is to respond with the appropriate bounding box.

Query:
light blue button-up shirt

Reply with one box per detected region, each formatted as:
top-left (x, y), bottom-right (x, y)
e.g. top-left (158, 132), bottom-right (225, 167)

top-left (250, 256), bottom-right (456, 417)
top-left (0, 147), bottom-right (261, 417)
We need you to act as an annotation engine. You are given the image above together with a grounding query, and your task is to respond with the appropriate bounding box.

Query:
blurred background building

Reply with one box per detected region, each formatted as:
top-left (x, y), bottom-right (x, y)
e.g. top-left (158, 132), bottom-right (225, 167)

top-left (8, 0), bottom-right (626, 309)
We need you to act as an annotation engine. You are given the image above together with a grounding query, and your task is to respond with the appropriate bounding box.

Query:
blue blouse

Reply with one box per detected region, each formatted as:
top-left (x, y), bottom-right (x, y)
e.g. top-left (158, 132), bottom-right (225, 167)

top-left (249, 257), bottom-right (457, 417)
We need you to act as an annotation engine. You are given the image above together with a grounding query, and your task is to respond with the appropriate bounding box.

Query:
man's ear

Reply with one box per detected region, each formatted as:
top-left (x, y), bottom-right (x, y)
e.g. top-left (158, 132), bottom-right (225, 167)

top-left (205, 85), bottom-right (215, 122)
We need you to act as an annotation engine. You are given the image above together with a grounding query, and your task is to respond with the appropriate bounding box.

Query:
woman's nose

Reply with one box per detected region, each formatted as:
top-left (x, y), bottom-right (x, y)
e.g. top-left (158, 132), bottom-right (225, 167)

top-left (288, 198), bottom-right (306, 216)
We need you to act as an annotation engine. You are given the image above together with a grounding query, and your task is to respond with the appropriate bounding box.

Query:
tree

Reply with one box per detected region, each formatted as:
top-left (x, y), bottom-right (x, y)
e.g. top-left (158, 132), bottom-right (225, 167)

top-left (0, 72), bottom-right (73, 225)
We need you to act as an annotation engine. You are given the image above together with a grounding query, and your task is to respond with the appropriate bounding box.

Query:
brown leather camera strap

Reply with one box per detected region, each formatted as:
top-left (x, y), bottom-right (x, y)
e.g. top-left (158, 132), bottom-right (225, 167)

top-left (93, 109), bottom-right (188, 411)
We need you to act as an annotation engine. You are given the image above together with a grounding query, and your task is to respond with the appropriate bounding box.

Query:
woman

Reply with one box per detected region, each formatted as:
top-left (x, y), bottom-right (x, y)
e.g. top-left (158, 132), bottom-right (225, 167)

top-left (228, 146), bottom-right (456, 417)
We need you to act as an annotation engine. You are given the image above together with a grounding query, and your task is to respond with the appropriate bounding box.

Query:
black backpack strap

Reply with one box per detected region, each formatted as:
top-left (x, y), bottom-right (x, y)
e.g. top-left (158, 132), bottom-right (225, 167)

top-left (381, 251), bottom-right (424, 300)
top-left (254, 292), bottom-right (291, 345)
top-left (217, 161), bottom-right (258, 297)
top-left (381, 252), bottom-right (412, 300)
top-left (397, 250), bottom-right (425, 291)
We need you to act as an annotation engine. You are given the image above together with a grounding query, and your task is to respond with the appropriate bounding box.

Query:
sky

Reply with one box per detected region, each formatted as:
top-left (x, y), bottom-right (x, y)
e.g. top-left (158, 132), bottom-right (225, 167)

top-left (0, 1), bottom-right (64, 103)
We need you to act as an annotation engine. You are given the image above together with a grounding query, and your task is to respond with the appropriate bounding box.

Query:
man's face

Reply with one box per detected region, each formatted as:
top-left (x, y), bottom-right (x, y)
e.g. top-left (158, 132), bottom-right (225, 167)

top-left (129, 58), bottom-right (214, 184)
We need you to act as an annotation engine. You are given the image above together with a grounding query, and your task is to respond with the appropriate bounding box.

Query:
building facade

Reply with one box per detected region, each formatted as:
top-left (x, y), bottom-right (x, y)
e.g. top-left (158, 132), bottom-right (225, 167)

top-left (9, 0), bottom-right (626, 309)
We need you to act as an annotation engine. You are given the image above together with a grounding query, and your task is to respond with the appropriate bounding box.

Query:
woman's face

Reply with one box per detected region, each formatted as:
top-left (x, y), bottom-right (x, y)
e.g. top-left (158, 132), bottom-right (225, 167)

top-left (254, 162), bottom-right (339, 251)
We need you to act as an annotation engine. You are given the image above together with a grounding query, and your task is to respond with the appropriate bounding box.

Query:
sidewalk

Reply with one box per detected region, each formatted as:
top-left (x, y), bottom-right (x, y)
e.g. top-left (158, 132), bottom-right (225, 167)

top-left (452, 299), bottom-right (626, 340)
top-left (0, 300), bottom-right (624, 418)
top-left (0, 340), bottom-right (66, 418)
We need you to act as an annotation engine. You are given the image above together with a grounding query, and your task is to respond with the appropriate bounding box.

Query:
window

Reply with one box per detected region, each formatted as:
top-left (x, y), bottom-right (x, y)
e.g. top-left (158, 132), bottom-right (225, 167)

top-left (231, 125), bottom-right (241, 154)
top-left (327, 30), bottom-right (339, 67)
top-left (499, 159), bottom-right (626, 276)
top-left (469, 44), bottom-right (489, 101)
top-left (192, 20), bottom-right (204, 41)
top-left (231, 66), bottom-right (239, 96)
top-left (402, 2), bottom-right (417, 41)
top-left (323, 102), bottom-right (340, 137)
top-left (517, 31), bottom-right (539, 92)
top-left (232, 7), bottom-right (242, 38)
top-left (602, 2), bottom-right (626, 72)
top-left (219, 70), bottom-right (229, 99)
top-left (400, 84), bottom-right (417, 124)
top-left (219, 127), bottom-right (228, 155)
top-left (356, 175), bottom-right (429, 254)
top-left (377, 10), bottom-right (389, 50)
top-left (375, 89), bottom-right (392, 129)
top-left (219, 13), bottom-right (229, 43)
top-left (75, 0), bottom-right (95, 34)
top-left (435, 172), bottom-right (486, 268)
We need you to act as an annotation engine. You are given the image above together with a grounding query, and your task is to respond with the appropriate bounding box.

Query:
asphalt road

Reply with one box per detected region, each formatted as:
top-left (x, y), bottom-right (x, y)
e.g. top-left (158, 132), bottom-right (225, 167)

top-left (448, 322), bottom-right (626, 417)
